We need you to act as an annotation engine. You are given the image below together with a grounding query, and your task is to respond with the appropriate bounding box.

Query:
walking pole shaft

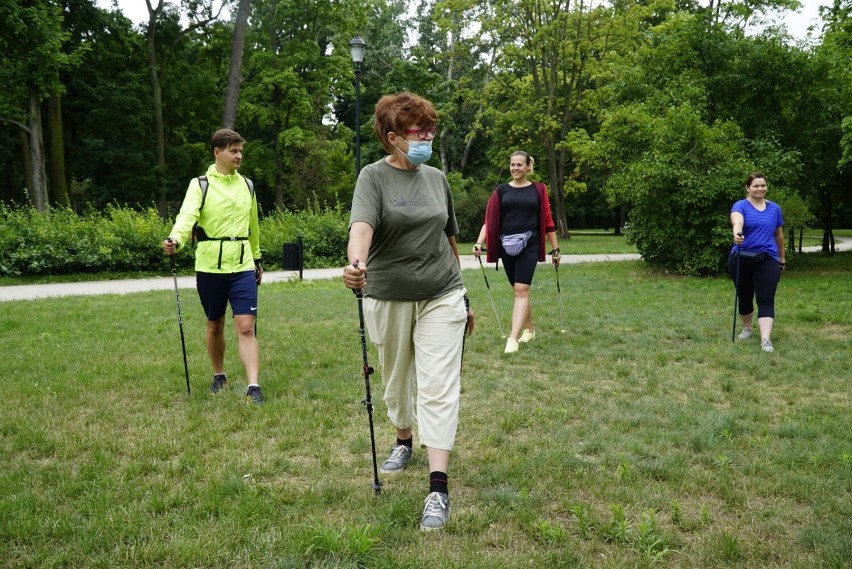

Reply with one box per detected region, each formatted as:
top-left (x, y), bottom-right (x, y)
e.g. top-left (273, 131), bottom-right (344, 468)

top-left (168, 240), bottom-right (190, 395)
top-left (461, 294), bottom-right (470, 373)
top-left (352, 260), bottom-right (382, 494)
top-left (556, 264), bottom-right (565, 332)
top-left (732, 245), bottom-right (740, 343)
top-left (478, 255), bottom-right (505, 338)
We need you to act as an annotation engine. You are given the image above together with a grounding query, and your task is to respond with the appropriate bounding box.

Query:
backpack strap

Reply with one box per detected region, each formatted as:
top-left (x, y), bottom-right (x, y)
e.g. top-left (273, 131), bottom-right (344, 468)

top-left (198, 174), bottom-right (254, 213)
top-left (198, 176), bottom-right (209, 211)
top-left (193, 175), bottom-right (255, 260)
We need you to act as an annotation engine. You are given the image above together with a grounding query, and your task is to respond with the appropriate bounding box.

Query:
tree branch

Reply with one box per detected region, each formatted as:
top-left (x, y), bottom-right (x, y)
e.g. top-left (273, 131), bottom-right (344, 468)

top-left (0, 117), bottom-right (31, 133)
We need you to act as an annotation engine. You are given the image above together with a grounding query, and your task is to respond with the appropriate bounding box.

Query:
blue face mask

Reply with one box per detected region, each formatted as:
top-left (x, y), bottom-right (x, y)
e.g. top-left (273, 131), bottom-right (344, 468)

top-left (398, 140), bottom-right (432, 165)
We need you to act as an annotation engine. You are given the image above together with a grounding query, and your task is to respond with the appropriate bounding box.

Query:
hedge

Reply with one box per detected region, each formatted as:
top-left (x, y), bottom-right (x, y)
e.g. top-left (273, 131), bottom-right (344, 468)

top-left (0, 202), bottom-right (349, 277)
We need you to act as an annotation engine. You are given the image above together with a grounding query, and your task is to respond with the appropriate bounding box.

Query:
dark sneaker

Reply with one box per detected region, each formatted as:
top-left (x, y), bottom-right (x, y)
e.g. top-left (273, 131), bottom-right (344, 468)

top-left (380, 445), bottom-right (412, 473)
top-left (246, 385), bottom-right (263, 404)
top-left (420, 492), bottom-right (450, 531)
top-left (210, 374), bottom-right (227, 393)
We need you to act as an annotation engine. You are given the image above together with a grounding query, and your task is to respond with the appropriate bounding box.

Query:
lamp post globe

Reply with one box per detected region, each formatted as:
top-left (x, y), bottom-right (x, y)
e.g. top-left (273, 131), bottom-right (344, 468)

top-left (349, 35), bottom-right (366, 177)
top-left (348, 35), bottom-right (366, 66)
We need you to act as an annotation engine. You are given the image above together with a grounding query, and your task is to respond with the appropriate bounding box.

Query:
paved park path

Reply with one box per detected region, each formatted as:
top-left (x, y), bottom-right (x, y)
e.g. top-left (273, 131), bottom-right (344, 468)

top-left (0, 253), bottom-right (639, 302)
top-left (1, 239), bottom-right (849, 302)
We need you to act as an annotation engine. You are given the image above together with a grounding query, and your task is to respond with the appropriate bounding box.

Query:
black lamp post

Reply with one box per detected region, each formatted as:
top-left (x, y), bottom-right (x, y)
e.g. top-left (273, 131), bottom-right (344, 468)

top-left (349, 34), bottom-right (366, 177)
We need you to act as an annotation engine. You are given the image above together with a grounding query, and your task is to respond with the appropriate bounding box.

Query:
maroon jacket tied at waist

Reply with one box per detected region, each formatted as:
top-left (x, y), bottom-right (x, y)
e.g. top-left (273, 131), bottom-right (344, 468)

top-left (484, 182), bottom-right (556, 264)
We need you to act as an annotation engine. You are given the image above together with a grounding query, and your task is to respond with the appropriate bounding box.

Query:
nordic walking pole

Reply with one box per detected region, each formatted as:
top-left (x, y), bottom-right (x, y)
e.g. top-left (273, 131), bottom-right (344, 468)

top-left (167, 239), bottom-right (190, 395)
top-left (461, 294), bottom-right (471, 373)
top-left (352, 260), bottom-right (382, 495)
top-left (555, 263), bottom-right (565, 334)
top-left (731, 234), bottom-right (742, 343)
top-left (477, 253), bottom-right (505, 339)
top-left (254, 261), bottom-right (262, 338)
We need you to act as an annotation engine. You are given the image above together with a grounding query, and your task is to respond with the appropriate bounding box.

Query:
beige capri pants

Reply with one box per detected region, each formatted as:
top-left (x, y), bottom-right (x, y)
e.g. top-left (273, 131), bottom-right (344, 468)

top-left (363, 288), bottom-right (467, 451)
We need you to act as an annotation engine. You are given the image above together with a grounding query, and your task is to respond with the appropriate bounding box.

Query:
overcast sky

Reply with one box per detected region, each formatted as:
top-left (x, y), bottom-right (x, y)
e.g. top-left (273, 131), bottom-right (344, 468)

top-left (97, 0), bottom-right (827, 41)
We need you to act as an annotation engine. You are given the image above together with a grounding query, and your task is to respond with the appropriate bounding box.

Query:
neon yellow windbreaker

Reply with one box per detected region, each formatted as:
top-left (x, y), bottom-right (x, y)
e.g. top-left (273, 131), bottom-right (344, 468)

top-left (168, 164), bottom-right (260, 273)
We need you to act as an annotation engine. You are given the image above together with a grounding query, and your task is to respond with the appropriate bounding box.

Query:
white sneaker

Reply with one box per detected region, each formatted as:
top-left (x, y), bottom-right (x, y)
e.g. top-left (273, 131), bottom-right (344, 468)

top-left (761, 338), bottom-right (775, 352)
top-left (737, 328), bottom-right (753, 340)
top-left (519, 328), bottom-right (536, 343)
top-left (504, 338), bottom-right (519, 353)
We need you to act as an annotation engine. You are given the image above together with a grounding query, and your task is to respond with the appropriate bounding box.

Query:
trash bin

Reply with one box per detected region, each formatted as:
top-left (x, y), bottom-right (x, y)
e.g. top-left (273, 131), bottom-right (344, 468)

top-left (282, 235), bottom-right (304, 279)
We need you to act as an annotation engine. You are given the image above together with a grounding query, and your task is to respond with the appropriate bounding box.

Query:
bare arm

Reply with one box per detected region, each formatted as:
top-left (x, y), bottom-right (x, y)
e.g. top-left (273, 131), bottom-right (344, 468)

top-left (546, 231), bottom-right (561, 266)
top-left (775, 226), bottom-right (786, 267)
top-left (473, 224), bottom-right (486, 257)
top-left (731, 212), bottom-right (744, 244)
top-left (547, 231), bottom-right (559, 252)
top-left (343, 221), bottom-right (373, 290)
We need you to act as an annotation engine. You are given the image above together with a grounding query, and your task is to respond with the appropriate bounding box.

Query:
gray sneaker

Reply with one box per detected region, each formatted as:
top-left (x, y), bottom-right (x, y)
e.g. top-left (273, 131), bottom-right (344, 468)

top-left (420, 491), bottom-right (450, 531)
top-left (737, 328), bottom-right (754, 340)
top-left (380, 445), bottom-right (412, 473)
top-left (761, 338), bottom-right (775, 352)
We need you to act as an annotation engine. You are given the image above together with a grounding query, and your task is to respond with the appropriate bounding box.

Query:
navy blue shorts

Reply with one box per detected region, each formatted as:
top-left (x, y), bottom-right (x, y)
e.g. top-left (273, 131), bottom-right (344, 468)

top-left (196, 270), bottom-right (258, 320)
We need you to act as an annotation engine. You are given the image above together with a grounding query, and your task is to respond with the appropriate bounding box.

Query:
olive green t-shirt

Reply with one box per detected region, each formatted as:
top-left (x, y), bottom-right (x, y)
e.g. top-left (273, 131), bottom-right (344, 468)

top-left (349, 158), bottom-right (463, 300)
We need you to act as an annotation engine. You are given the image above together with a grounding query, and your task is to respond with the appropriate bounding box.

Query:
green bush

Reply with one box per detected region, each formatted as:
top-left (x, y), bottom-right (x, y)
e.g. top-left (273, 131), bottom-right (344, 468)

top-left (0, 203), bottom-right (185, 276)
top-left (104, 205), bottom-right (190, 271)
top-left (257, 203), bottom-right (349, 270)
top-left (574, 103), bottom-right (808, 276)
top-left (448, 172), bottom-right (490, 243)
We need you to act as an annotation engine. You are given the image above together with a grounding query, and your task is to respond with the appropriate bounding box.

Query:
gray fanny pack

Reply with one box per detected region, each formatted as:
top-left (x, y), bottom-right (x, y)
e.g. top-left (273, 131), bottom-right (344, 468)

top-left (501, 231), bottom-right (532, 256)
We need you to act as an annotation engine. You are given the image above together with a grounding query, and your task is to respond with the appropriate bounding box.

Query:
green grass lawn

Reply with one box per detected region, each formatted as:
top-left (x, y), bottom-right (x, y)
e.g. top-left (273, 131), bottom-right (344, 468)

top-left (1, 254), bottom-right (850, 568)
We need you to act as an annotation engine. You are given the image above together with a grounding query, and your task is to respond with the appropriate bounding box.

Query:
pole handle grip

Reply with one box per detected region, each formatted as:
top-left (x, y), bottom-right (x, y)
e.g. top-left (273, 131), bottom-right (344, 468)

top-left (351, 259), bottom-right (364, 295)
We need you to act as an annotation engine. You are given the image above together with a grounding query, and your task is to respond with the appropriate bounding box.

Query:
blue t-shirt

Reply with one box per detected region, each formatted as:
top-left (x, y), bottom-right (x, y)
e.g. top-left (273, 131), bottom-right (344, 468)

top-left (730, 199), bottom-right (784, 261)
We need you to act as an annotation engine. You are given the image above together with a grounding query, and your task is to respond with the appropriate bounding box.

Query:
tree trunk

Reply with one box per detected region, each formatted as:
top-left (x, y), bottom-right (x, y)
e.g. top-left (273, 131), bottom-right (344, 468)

top-left (273, 89), bottom-right (284, 208)
top-left (614, 205), bottom-right (625, 235)
top-left (27, 85), bottom-right (48, 211)
top-left (460, 49), bottom-right (496, 175)
top-left (820, 187), bottom-right (835, 254)
top-left (544, 141), bottom-right (569, 238)
top-left (459, 102), bottom-right (482, 175)
top-left (19, 129), bottom-right (34, 198)
top-left (438, 20), bottom-right (457, 175)
top-left (146, 1), bottom-right (168, 217)
top-left (221, 0), bottom-right (252, 129)
top-left (48, 92), bottom-right (69, 206)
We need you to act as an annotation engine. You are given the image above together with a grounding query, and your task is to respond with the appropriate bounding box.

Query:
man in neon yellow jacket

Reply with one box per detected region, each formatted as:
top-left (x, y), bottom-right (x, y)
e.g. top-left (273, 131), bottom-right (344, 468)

top-left (162, 129), bottom-right (264, 404)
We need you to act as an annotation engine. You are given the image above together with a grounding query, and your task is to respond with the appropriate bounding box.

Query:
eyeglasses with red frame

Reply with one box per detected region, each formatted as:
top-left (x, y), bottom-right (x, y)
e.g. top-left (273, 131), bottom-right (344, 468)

top-left (403, 127), bottom-right (438, 140)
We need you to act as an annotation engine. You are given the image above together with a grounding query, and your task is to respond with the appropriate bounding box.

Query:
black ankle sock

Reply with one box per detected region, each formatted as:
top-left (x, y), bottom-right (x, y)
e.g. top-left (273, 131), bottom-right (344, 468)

top-left (429, 471), bottom-right (448, 495)
top-left (397, 436), bottom-right (413, 448)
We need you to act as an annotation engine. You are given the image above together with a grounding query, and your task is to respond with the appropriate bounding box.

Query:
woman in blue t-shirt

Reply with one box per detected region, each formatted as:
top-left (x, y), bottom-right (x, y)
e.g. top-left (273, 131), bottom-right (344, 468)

top-left (729, 172), bottom-right (786, 352)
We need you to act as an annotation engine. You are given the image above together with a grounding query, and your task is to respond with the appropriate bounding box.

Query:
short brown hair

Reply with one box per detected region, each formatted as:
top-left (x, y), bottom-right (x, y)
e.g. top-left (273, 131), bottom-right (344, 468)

top-left (744, 172), bottom-right (766, 188)
top-left (373, 92), bottom-right (437, 154)
top-left (211, 129), bottom-right (244, 153)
